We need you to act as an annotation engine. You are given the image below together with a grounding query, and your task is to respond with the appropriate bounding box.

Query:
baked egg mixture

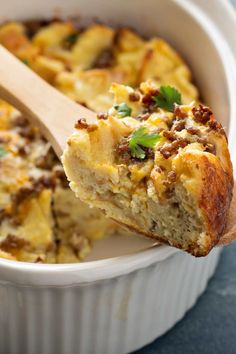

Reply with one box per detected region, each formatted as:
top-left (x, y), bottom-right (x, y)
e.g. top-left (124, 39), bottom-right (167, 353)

top-left (0, 20), bottom-right (199, 263)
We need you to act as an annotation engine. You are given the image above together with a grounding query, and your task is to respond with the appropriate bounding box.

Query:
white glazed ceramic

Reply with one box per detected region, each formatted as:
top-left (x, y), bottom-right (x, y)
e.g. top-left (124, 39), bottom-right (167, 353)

top-left (0, 1), bottom-right (236, 353)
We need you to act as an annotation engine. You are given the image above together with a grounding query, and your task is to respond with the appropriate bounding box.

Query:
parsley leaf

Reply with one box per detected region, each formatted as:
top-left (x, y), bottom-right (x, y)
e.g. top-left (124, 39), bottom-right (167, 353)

top-left (0, 146), bottom-right (8, 159)
top-left (21, 59), bottom-right (29, 66)
top-left (114, 103), bottom-right (132, 118)
top-left (128, 127), bottom-right (160, 159)
top-left (64, 33), bottom-right (78, 45)
top-left (153, 86), bottom-right (182, 112)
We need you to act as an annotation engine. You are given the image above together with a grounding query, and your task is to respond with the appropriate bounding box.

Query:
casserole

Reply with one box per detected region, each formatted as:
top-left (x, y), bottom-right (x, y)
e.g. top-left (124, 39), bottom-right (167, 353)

top-left (0, 19), bottom-right (200, 263)
top-left (0, 0), bottom-right (236, 353)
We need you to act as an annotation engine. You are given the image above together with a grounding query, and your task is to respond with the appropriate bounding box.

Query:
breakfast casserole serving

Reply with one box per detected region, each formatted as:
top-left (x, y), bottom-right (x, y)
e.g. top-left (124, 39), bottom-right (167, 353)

top-left (0, 19), bottom-right (199, 262)
top-left (63, 82), bottom-right (233, 257)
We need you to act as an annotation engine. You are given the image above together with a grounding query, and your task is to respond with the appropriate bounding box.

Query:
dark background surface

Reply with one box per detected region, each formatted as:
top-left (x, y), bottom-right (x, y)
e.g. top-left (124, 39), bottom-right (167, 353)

top-left (135, 243), bottom-right (236, 354)
top-left (135, 1), bottom-right (236, 353)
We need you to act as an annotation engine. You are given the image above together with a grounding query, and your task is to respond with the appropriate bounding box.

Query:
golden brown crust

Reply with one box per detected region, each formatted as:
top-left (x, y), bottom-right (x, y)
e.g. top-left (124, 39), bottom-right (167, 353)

top-left (199, 156), bottom-right (233, 247)
top-left (172, 148), bottom-right (233, 256)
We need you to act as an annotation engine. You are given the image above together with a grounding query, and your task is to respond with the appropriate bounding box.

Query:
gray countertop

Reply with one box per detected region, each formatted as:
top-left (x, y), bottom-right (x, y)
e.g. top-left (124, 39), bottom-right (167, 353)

top-left (135, 243), bottom-right (236, 354)
top-left (135, 1), bottom-right (236, 353)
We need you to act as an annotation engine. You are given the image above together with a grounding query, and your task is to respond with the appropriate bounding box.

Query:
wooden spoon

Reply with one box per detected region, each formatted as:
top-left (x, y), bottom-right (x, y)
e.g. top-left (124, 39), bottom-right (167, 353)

top-left (0, 45), bottom-right (234, 248)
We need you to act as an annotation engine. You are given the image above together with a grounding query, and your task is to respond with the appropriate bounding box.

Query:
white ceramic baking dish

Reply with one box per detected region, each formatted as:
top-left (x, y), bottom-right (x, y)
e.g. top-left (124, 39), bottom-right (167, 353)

top-left (0, 1), bottom-right (236, 353)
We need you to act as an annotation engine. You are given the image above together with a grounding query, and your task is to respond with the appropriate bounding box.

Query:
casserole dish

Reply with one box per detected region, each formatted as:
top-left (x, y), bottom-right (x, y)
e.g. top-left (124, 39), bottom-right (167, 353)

top-left (0, 0), bottom-right (236, 353)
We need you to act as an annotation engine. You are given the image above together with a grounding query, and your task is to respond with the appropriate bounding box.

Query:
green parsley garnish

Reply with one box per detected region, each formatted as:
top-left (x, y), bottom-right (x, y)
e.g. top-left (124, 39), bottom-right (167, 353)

top-left (153, 85), bottom-right (182, 112)
top-left (114, 103), bottom-right (132, 118)
top-left (21, 59), bottom-right (29, 66)
top-left (64, 33), bottom-right (78, 45)
top-left (0, 146), bottom-right (8, 159)
top-left (128, 127), bottom-right (160, 159)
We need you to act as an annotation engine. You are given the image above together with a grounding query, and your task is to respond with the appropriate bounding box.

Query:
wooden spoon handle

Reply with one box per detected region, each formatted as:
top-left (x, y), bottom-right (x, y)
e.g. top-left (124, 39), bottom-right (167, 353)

top-left (217, 182), bottom-right (236, 246)
top-left (0, 45), bottom-right (96, 157)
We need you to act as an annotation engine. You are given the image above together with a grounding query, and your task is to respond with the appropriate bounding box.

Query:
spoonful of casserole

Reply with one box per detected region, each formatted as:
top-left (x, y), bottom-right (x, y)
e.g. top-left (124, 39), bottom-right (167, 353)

top-left (0, 45), bottom-right (235, 256)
